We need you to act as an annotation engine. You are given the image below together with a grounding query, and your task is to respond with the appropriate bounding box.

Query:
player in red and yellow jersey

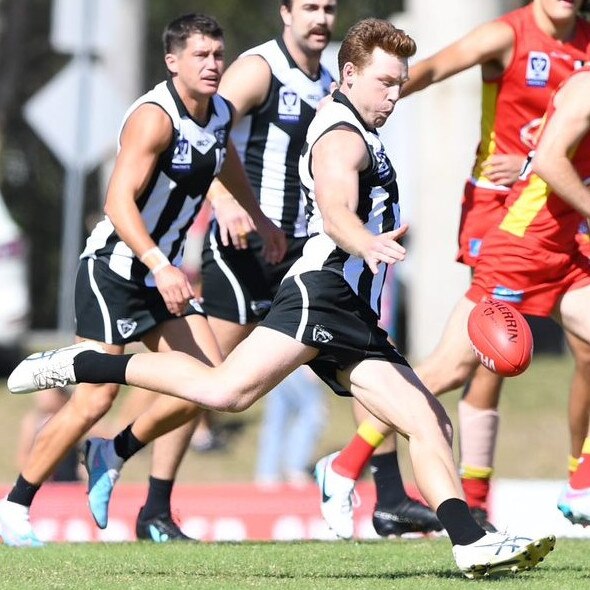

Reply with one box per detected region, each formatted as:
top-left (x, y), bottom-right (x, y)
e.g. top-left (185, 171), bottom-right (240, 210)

top-left (468, 65), bottom-right (590, 311)
top-left (319, 0), bottom-right (590, 535)
top-left (468, 66), bottom-right (590, 525)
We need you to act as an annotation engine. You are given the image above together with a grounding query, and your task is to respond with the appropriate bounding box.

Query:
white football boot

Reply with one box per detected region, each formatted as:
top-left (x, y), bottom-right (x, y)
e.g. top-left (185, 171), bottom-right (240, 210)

top-left (314, 452), bottom-right (356, 539)
top-left (557, 483), bottom-right (590, 526)
top-left (453, 531), bottom-right (556, 579)
top-left (7, 341), bottom-right (105, 393)
top-left (0, 497), bottom-right (44, 547)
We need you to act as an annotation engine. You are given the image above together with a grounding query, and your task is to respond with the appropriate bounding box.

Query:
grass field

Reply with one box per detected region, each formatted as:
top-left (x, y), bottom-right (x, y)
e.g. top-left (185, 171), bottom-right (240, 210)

top-left (0, 538), bottom-right (587, 590)
top-left (0, 353), bottom-right (588, 588)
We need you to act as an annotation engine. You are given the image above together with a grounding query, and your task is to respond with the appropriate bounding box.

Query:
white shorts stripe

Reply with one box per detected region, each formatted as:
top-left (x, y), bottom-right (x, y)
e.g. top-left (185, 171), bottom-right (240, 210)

top-left (294, 273), bottom-right (309, 342)
top-left (87, 258), bottom-right (113, 344)
top-left (208, 221), bottom-right (248, 324)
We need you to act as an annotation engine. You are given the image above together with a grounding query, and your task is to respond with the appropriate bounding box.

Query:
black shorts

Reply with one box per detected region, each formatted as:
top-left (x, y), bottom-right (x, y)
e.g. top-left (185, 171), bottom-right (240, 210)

top-left (260, 270), bottom-right (409, 396)
top-left (200, 222), bottom-right (306, 324)
top-left (74, 257), bottom-right (205, 345)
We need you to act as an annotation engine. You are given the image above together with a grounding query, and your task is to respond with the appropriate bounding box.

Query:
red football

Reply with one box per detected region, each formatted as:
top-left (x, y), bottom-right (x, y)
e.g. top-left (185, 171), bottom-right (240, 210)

top-left (467, 299), bottom-right (533, 377)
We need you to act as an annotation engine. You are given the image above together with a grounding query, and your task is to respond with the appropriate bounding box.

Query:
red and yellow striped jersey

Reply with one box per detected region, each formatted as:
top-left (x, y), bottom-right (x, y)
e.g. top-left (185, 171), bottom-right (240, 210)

top-left (471, 4), bottom-right (590, 189)
top-left (499, 66), bottom-right (590, 252)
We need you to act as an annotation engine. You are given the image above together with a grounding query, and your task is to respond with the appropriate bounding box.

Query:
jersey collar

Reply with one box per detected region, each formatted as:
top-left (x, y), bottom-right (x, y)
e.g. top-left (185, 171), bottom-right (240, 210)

top-left (166, 78), bottom-right (217, 127)
top-left (332, 89), bottom-right (375, 132)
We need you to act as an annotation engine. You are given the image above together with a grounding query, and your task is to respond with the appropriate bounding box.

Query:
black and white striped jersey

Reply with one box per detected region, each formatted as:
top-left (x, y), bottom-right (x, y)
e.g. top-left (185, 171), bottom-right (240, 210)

top-left (81, 80), bottom-right (232, 287)
top-left (289, 90), bottom-right (401, 316)
top-left (230, 38), bottom-right (333, 238)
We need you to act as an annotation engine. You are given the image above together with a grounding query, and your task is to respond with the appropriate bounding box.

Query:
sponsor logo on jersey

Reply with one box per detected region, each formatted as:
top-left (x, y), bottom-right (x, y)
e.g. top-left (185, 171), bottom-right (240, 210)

top-left (117, 318), bottom-right (138, 339)
top-left (194, 133), bottom-right (216, 155)
top-left (312, 324), bottom-right (333, 344)
top-left (492, 286), bottom-right (524, 304)
top-left (278, 87), bottom-right (301, 122)
top-left (525, 51), bottom-right (550, 87)
top-left (172, 134), bottom-right (192, 169)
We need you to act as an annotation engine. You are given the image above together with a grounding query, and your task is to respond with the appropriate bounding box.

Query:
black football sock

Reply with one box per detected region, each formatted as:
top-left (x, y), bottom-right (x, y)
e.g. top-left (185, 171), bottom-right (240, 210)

top-left (113, 423), bottom-right (147, 461)
top-left (73, 351), bottom-right (132, 385)
top-left (7, 475), bottom-right (41, 508)
top-left (437, 498), bottom-right (486, 546)
top-left (141, 476), bottom-right (174, 519)
top-left (370, 451), bottom-right (407, 508)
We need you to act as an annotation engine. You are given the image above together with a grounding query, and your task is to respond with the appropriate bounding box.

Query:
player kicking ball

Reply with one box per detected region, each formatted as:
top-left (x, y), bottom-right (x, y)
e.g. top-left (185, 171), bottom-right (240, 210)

top-left (4, 19), bottom-right (555, 579)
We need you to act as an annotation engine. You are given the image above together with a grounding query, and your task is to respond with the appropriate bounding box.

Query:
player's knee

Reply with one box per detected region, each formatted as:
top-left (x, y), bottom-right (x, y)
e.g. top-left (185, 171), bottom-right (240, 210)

top-left (77, 383), bottom-right (120, 421)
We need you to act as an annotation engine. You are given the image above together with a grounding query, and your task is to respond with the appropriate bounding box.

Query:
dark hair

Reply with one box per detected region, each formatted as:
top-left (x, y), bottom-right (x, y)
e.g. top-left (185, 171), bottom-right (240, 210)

top-left (280, 0), bottom-right (292, 9)
top-left (338, 18), bottom-right (416, 81)
top-left (163, 13), bottom-right (224, 55)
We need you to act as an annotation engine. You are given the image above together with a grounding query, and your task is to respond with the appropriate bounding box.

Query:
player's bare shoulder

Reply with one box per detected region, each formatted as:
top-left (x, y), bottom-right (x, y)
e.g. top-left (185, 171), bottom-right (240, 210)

top-left (121, 103), bottom-right (173, 153)
top-left (219, 54), bottom-right (272, 115)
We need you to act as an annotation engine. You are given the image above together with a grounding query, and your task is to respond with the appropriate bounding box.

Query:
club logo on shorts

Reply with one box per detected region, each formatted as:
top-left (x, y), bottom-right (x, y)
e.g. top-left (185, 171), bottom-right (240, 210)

top-left (312, 324), bottom-right (333, 344)
top-left (117, 318), bottom-right (138, 339)
top-left (525, 51), bottom-right (550, 87)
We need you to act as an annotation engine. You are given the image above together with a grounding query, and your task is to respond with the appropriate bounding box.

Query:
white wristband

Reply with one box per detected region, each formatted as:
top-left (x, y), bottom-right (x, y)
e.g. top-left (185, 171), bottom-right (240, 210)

top-left (140, 247), bottom-right (171, 274)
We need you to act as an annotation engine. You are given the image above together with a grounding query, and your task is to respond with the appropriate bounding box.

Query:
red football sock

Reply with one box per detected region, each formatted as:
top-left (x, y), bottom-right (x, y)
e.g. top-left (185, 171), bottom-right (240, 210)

top-left (461, 469), bottom-right (492, 511)
top-left (570, 438), bottom-right (590, 489)
top-left (332, 421), bottom-right (384, 480)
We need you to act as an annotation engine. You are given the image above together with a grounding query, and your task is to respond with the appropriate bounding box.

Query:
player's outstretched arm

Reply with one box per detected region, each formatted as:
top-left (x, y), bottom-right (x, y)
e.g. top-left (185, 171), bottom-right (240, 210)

top-left (401, 20), bottom-right (514, 97)
top-left (532, 72), bottom-right (590, 219)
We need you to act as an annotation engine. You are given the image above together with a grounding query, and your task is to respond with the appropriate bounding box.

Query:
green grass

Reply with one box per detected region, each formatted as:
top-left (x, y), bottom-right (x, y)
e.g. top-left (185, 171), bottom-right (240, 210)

top-left (0, 538), bottom-right (587, 590)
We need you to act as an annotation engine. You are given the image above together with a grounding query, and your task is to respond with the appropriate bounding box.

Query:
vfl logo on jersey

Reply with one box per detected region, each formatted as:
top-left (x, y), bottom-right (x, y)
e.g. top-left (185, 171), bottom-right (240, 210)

top-left (172, 134), bottom-right (192, 169)
top-left (278, 87), bottom-right (301, 122)
top-left (117, 318), bottom-right (138, 339)
top-left (526, 51), bottom-right (550, 87)
top-left (312, 324), bottom-right (333, 344)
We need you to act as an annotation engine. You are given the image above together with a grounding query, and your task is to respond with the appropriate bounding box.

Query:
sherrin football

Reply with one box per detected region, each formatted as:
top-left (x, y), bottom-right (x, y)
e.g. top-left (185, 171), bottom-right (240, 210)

top-left (467, 299), bottom-right (533, 377)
